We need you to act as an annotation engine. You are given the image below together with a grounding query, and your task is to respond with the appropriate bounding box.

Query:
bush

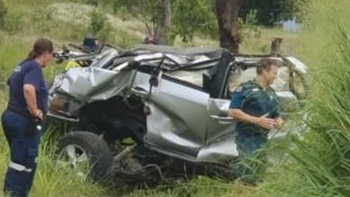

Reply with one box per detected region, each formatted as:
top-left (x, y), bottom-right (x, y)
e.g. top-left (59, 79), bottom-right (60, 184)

top-left (89, 9), bottom-right (107, 35)
top-left (2, 12), bottom-right (24, 34)
top-left (172, 0), bottom-right (217, 42)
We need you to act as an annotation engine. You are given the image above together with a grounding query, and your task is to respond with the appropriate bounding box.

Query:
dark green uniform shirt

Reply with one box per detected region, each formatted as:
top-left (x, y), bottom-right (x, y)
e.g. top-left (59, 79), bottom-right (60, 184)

top-left (229, 79), bottom-right (281, 136)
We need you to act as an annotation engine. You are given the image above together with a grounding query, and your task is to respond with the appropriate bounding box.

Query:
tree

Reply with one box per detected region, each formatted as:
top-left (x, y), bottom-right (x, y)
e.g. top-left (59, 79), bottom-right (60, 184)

top-left (214, 0), bottom-right (305, 53)
top-left (172, 0), bottom-right (217, 42)
top-left (111, 0), bottom-right (218, 44)
top-left (110, 0), bottom-right (305, 50)
top-left (154, 0), bottom-right (171, 44)
top-left (111, 0), bottom-right (171, 44)
top-left (215, 0), bottom-right (244, 54)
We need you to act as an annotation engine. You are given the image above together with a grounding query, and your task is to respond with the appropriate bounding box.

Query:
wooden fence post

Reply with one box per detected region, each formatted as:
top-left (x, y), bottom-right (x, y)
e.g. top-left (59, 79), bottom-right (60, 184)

top-left (270, 37), bottom-right (283, 55)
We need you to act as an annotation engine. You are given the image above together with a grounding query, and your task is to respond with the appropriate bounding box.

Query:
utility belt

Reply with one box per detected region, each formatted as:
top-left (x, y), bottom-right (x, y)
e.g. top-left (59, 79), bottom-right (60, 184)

top-left (6, 105), bottom-right (44, 135)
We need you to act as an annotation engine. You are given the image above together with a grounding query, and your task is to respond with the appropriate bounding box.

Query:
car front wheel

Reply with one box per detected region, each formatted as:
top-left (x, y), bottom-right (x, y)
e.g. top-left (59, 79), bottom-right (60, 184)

top-left (56, 131), bottom-right (113, 182)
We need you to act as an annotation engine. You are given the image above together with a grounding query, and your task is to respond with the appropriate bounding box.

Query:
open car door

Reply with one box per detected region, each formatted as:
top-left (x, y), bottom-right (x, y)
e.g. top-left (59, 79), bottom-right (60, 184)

top-left (197, 54), bottom-right (308, 163)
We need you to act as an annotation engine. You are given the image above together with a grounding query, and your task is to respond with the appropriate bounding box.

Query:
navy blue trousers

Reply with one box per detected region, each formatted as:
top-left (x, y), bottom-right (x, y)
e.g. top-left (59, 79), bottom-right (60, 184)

top-left (234, 133), bottom-right (268, 183)
top-left (1, 110), bottom-right (41, 197)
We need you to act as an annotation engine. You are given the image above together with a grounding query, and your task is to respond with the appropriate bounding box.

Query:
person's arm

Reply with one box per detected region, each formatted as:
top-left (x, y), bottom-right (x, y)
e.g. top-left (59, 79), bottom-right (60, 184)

top-left (228, 109), bottom-right (259, 124)
top-left (23, 65), bottom-right (44, 119)
top-left (228, 109), bottom-right (276, 130)
top-left (23, 84), bottom-right (43, 119)
top-left (229, 84), bottom-right (276, 130)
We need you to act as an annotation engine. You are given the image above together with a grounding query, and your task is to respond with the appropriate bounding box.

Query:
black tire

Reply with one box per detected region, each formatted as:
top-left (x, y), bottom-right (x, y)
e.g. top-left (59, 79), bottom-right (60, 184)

top-left (57, 131), bottom-right (114, 182)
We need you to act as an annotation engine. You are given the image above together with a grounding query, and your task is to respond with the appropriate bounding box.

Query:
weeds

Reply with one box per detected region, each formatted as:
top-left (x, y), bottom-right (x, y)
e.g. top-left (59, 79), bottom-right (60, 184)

top-left (255, 1), bottom-right (350, 196)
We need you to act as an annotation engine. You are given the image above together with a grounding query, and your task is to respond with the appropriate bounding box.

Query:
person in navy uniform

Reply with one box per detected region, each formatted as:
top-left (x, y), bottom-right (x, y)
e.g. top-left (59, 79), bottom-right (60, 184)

top-left (83, 34), bottom-right (100, 52)
top-left (228, 58), bottom-right (284, 183)
top-left (1, 38), bottom-right (54, 197)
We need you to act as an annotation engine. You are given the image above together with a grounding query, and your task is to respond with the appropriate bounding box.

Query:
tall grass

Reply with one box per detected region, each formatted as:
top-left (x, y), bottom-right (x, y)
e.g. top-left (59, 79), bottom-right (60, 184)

top-left (253, 1), bottom-right (350, 196)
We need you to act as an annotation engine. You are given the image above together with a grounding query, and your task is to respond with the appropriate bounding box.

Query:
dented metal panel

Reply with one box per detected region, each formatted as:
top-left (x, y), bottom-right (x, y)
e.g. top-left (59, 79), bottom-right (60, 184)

top-left (133, 72), bottom-right (209, 156)
top-left (197, 133), bottom-right (238, 163)
top-left (58, 67), bottom-right (133, 103)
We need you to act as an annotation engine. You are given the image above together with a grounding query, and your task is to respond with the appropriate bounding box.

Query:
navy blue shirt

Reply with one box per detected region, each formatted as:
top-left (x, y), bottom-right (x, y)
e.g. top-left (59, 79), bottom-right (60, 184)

top-left (7, 60), bottom-right (48, 117)
top-left (229, 80), bottom-right (281, 136)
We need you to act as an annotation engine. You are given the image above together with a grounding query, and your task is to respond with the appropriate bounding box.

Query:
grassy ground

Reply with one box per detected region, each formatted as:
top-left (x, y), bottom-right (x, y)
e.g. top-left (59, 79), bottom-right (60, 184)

top-left (0, 0), bottom-right (342, 196)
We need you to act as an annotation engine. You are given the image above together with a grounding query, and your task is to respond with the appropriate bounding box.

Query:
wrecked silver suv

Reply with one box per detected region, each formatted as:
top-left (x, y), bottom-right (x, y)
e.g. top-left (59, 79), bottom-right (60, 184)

top-left (48, 45), bottom-right (308, 182)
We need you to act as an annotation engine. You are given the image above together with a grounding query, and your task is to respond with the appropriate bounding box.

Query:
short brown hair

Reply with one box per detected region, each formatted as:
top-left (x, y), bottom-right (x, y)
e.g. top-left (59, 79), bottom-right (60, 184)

top-left (256, 58), bottom-right (279, 75)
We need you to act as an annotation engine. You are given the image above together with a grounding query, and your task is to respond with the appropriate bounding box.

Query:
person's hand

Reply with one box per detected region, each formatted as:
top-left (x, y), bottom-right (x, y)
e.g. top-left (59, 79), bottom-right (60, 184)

top-left (274, 117), bottom-right (284, 129)
top-left (256, 114), bottom-right (276, 130)
top-left (35, 109), bottom-right (44, 120)
top-left (27, 106), bottom-right (44, 120)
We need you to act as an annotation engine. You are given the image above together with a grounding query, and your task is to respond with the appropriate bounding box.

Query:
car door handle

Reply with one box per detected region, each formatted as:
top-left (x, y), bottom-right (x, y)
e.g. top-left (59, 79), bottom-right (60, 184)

top-left (210, 115), bottom-right (235, 124)
top-left (131, 87), bottom-right (149, 96)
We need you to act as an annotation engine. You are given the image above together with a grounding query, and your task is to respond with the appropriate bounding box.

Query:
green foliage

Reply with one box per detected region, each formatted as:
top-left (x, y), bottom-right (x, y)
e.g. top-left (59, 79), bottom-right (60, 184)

top-left (0, 37), bottom-right (32, 84)
top-left (25, 5), bottom-right (88, 41)
top-left (236, 17), bottom-right (261, 45)
top-left (245, 9), bottom-right (258, 26)
top-left (171, 0), bottom-right (217, 42)
top-left (96, 22), bottom-right (113, 42)
top-left (89, 9), bottom-right (107, 35)
top-left (30, 6), bottom-right (56, 33)
top-left (0, 0), bottom-right (7, 28)
top-left (84, 0), bottom-right (99, 6)
top-left (2, 11), bottom-right (24, 34)
top-left (109, 29), bottom-right (140, 48)
top-left (110, 0), bottom-right (159, 34)
top-left (240, 0), bottom-right (307, 26)
top-left (123, 176), bottom-right (233, 197)
top-left (110, 0), bottom-right (217, 43)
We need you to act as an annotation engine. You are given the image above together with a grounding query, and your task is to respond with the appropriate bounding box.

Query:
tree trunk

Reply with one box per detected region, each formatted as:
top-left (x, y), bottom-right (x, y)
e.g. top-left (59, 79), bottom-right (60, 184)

top-left (215, 0), bottom-right (243, 54)
top-left (154, 0), bottom-right (171, 44)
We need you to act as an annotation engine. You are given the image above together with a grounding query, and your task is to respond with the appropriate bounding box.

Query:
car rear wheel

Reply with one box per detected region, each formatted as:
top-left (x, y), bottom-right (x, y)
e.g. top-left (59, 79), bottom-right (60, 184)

top-left (56, 131), bottom-right (114, 182)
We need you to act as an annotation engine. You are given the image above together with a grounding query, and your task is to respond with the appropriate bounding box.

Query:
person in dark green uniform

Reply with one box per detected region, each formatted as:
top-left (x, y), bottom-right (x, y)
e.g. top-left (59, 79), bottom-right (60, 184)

top-left (228, 58), bottom-right (284, 183)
